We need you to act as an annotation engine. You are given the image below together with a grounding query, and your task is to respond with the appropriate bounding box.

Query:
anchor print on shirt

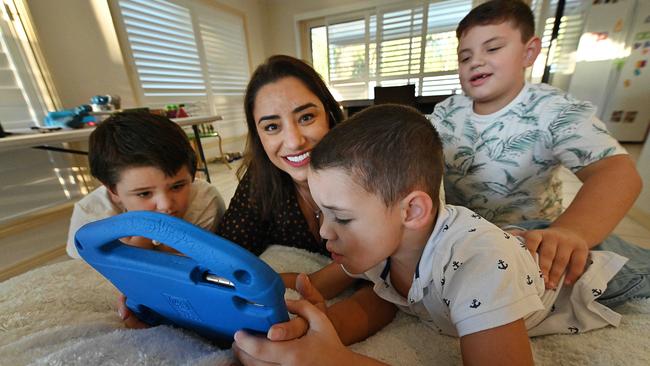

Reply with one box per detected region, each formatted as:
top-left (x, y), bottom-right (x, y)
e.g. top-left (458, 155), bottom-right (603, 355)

top-left (526, 275), bottom-right (534, 285)
top-left (592, 288), bottom-right (603, 297)
top-left (452, 261), bottom-right (463, 270)
top-left (504, 232), bottom-right (511, 240)
top-left (443, 224), bottom-right (449, 232)
top-left (497, 260), bottom-right (508, 270)
top-left (469, 299), bottom-right (482, 309)
top-left (441, 277), bottom-right (446, 287)
top-left (468, 228), bottom-right (477, 232)
top-left (443, 298), bottom-right (450, 307)
top-left (471, 213), bottom-right (482, 220)
top-left (568, 326), bottom-right (579, 334)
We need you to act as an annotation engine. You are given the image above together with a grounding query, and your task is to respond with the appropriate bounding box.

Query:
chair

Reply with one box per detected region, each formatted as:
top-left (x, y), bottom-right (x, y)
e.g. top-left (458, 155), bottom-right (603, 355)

top-left (373, 84), bottom-right (416, 107)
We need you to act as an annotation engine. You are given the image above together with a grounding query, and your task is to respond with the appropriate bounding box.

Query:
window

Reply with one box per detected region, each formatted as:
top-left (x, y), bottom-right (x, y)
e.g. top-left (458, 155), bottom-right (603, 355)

top-left (530, 0), bottom-right (590, 83)
top-left (0, 1), bottom-right (51, 129)
top-left (110, 0), bottom-right (250, 137)
top-left (309, 0), bottom-right (471, 100)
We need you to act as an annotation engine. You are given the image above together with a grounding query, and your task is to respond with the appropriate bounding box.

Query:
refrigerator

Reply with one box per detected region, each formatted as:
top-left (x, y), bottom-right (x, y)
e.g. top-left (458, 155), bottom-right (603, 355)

top-left (568, 0), bottom-right (650, 142)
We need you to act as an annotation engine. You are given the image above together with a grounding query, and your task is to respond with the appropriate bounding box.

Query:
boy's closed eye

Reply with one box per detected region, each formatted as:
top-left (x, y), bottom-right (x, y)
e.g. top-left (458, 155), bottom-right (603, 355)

top-left (334, 217), bottom-right (352, 225)
top-left (171, 182), bottom-right (188, 191)
top-left (135, 191), bottom-right (152, 199)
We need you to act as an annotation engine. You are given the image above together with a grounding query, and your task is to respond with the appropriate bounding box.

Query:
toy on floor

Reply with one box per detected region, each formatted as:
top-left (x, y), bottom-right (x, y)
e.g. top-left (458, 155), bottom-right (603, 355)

top-left (74, 211), bottom-right (289, 341)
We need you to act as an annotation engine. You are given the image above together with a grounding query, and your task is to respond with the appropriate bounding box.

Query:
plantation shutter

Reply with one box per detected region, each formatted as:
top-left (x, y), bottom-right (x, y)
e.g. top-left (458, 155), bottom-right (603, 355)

top-left (422, 0), bottom-right (471, 95)
top-left (196, 4), bottom-right (249, 137)
top-left (327, 16), bottom-right (371, 100)
top-left (116, 0), bottom-right (207, 107)
top-left (0, 8), bottom-right (47, 129)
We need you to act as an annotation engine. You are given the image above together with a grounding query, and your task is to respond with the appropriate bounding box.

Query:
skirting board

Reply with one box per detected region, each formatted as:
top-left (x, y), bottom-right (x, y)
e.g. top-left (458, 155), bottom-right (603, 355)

top-left (0, 245), bottom-right (67, 282)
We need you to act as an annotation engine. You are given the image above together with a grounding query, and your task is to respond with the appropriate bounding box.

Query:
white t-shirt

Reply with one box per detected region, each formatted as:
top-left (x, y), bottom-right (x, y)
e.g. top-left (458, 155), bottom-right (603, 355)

top-left (346, 204), bottom-right (627, 337)
top-left (66, 179), bottom-right (225, 258)
top-left (429, 83), bottom-right (626, 226)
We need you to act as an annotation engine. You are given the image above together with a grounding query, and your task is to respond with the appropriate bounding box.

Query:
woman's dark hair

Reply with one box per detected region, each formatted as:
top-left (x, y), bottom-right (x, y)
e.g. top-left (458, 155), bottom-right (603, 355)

top-left (89, 112), bottom-right (197, 191)
top-left (240, 55), bottom-right (343, 220)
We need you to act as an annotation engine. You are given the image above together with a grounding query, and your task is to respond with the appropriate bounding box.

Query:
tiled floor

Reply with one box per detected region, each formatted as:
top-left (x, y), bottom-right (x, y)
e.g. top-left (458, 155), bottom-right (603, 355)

top-left (2, 144), bottom-right (649, 280)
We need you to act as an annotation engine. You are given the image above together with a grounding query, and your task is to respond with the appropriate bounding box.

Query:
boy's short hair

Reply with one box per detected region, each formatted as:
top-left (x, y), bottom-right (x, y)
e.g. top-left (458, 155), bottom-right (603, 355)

top-left (456, 0), bottom-right (535, 42)
top-left (89, 112), bottom-right (197, 190)
top-left (311, 104), bottom-right (443, 207)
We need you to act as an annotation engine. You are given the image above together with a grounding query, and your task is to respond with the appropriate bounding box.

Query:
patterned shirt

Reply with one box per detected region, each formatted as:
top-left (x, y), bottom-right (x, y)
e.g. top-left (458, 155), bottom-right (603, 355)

top-left (429, 83), bottom-right (626, 226)
top-left (345, 204), bottom-right (627, 337)
top-left (216, 173), bottom-right (328, 257)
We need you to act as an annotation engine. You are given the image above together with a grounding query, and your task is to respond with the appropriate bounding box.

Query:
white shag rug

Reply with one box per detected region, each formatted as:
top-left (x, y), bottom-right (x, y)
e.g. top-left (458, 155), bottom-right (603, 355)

top-left (1, 245), bottom-right (649, 365)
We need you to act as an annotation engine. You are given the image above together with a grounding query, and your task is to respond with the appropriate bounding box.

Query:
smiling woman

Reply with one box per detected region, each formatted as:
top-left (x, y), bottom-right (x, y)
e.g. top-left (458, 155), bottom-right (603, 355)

top-left (215, 55), bottom-right (343, 257)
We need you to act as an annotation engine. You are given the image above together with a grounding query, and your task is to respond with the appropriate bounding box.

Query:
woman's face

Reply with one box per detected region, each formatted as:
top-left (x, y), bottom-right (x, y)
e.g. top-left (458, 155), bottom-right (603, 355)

top-left (253, 76), bottom-right (330, 184)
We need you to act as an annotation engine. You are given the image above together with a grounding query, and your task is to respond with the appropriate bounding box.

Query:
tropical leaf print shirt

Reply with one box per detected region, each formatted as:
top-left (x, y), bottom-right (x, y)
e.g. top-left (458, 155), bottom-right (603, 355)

top-left (430, 83), bottom-right (626, 226)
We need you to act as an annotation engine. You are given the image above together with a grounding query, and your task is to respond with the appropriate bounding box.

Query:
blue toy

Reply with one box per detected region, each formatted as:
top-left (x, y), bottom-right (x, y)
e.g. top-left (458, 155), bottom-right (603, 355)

top-left (75, 211), bottom-right (289, 341)
top-left (44, 104), bottom-right (94, 128)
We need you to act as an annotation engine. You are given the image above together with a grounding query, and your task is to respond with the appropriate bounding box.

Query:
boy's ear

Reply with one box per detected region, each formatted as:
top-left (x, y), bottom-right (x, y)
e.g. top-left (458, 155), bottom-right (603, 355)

top-left (400, 191), bottom-right (435, 230)
top-left (106, 185), bottom-right (123, 206)
top-left (523, 36), bottom-right (542, 67)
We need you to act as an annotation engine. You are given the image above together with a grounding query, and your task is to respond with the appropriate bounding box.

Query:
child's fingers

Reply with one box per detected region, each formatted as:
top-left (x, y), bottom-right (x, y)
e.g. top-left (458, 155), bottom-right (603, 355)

top-left (266, 316), bottom-right (308, 341)
top-left (285, 299), bottom-right (334, 334)
top-left (548, 245), bottom-right (571, 289)
top-left (117, 293), bottom-right (149, 329)
top-left (536, 237), bottom-right (558, 289)
top-left (564, 250), bottom-right (588, 286)
top-left (521, 230), bottom-right (543, 254)
top-left (232, 336), bottom-right (279, 366)
top-left (295, 273), bottom-right (327, 312)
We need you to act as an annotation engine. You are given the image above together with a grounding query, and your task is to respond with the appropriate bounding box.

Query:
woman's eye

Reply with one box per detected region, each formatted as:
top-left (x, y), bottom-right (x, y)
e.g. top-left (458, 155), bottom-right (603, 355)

top-left (136, 191), bottom-right (152, 198)
top-left (487, 46), bottom-right (501, 52)
top-left (263, 123), bottom-right (279, 133)
top-left (299, 113), bottom-right (314, 124)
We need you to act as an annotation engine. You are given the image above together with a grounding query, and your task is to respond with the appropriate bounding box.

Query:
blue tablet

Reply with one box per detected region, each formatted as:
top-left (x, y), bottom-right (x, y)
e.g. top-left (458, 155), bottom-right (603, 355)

top-left (75, 211), bottom-right (289, 341)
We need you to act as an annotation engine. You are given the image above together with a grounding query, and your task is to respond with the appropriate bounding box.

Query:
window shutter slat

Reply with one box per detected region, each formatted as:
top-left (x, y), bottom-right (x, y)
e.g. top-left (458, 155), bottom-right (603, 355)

top-left (118, 0), bottom-right (206, 100)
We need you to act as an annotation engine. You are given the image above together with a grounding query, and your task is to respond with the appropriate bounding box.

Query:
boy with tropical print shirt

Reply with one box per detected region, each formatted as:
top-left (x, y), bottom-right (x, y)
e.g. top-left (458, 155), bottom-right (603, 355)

top-left (429, 0), bottom-right (644, 294)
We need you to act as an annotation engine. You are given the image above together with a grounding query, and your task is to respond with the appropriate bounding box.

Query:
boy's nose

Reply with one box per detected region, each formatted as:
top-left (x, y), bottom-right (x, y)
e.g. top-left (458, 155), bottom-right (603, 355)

top-left (156, 194), bottom-right (175, 214)
top-left (319, 220), bottom-right (336, 241)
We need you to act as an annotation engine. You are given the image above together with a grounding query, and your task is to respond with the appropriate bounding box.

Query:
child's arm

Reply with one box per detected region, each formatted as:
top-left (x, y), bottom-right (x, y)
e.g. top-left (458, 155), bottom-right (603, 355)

top-left (460, 319), bottom-right (533, 366)
top-left (233, 297), bottom-right (388, 366)
top-left (282, 262), bottom-right (356, 299)
top-left (518, 154), bottom-right (641, 289)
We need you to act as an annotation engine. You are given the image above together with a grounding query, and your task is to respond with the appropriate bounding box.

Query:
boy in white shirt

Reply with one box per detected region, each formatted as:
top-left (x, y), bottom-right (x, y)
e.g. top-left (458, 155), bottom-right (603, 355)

top-left (66, 112), bottom-right (225, 257)
top-left (232, 104), bottom-right (642, 366)
top-left (429, 0), bottom-right (643, 294)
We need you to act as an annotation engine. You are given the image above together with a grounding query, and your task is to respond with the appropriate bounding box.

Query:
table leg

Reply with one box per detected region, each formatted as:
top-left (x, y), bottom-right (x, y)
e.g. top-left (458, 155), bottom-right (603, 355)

top-left (191, 124), bottom-right (211, 183)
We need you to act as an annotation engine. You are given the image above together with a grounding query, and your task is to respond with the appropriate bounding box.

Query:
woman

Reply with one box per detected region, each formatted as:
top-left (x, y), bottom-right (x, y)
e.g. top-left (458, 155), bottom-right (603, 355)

top-left (216, 55), bottom-right (343, 257)
top-left (120, 56), bottom-right (395, 345)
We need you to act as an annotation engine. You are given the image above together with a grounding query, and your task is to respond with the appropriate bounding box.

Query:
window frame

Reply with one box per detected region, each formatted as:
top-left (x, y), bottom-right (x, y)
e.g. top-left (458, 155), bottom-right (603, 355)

top-left (300, 0), bottom-right (472, 101)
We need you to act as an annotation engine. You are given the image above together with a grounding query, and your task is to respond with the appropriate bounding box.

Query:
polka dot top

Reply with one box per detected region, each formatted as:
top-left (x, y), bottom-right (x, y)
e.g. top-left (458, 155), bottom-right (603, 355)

top-left (216, 173), bottom-right (329, 257)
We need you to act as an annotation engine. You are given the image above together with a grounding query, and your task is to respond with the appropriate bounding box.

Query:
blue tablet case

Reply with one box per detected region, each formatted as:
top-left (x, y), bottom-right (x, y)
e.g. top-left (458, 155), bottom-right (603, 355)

top-left (75, 211), bottom-right (289, 341)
